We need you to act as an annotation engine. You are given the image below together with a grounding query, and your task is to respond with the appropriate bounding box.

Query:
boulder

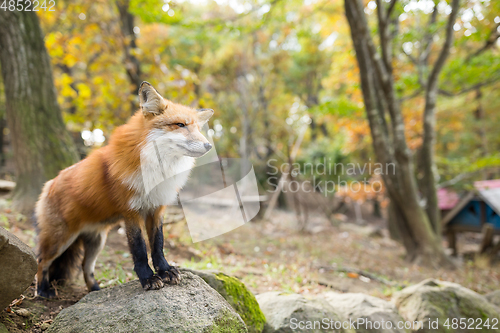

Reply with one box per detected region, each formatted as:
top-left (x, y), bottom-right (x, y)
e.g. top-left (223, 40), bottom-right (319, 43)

top-left (181, 268), bottom-right (266, 333)
top-left (393, 279), bottom-right (500, 333)
top-left (256, 291), bottom-right (348, 333)
top-left (47, 271), bottom-right (247, 333)
top-left (485, 290), bottom-right (500, 307)
top-left (321, 292), bottom-right (408, 333)
top-left (0, 227), bottom-right (37, 310)
top-left (320, 292), bottom-right (409, 333)
top-left (0, 180), bottom-right (15, 192)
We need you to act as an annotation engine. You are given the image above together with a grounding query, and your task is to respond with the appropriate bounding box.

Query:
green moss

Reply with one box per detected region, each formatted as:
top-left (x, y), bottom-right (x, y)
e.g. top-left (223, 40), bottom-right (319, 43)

top-left (399, 282), bottom-right (500, 333)
top-left (181, 269), bottom-right (266, 333)
top-left (203, 308), bottom-right (248, 333)
top-left (212, 273), bottom-right (266, 333)
top-left (0, 323), bottom-right (9, 333)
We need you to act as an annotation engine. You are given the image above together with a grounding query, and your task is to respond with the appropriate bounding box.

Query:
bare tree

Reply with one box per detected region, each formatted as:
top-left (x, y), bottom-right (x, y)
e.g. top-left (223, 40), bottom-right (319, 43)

top-left (0, 10), bottom-right (78, 213)
top-left (344, 0), bottom-right (460, 266)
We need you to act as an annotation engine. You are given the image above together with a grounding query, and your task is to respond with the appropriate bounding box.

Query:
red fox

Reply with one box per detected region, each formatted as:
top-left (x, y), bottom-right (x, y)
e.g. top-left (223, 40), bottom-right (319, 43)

top-left (35, 82), bottom-right (213, 298)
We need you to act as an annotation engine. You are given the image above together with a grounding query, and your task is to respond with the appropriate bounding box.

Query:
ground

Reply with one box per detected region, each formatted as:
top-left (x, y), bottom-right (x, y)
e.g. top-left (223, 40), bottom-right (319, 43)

top-left (1, 202), bottom-right (499, 332)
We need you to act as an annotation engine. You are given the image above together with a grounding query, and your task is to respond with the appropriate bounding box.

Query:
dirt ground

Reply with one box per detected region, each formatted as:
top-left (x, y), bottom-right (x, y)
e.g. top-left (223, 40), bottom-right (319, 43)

top-left (1, 203), bottom-right (500, 332)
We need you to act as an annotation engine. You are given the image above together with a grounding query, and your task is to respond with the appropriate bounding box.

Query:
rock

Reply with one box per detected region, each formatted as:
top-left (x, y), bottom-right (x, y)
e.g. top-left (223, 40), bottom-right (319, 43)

top-left (485, 290), bottom-right (500, 307)
top-left (182, 268), bottom-right (266, 333)
top-left (47, 271), bottom-right (247, 333)
top-left (40, 322), bottom-right (51, 331)
top-left (0, 227), bottom-right (37, 310)
top-left (256, 291), bottom-right (348, 333)
top-left (393, 279), bottom-right (500, 333)
top-left (15, 308), bottom-right (31, 317)
top-left (0, 180), bottom-right (15, 192)
top-left (321, 292), bottom-right (408, 333)
top-left (0, 323), bottom-right (8, 333)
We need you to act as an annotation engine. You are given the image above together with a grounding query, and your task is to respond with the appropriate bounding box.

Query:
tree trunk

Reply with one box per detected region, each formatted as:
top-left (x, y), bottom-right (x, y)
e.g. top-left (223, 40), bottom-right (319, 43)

top-left (0, 106), bottom-right (5, 166)
top-left (344, 0), bottom-right (455, 267)
top-left (420, 98), bottom-right (441, 234)
top-left (474, 88), bottom-right (489, 179)
top-left (0, 10), bottom-right (78, 213)
top-left (116, 0), bottom-right (142, 112)
top-left (419, 0), bottom-right (460, 235)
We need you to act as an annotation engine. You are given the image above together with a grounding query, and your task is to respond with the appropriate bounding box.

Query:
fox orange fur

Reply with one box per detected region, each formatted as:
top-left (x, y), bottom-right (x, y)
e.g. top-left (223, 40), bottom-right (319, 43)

top-left (35, 82), bottom-right (213, 297)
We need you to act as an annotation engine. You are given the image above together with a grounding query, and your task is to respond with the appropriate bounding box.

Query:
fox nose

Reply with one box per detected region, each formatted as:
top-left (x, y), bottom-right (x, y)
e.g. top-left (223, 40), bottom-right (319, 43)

top-left (204, 142), bottom-right (212, 151)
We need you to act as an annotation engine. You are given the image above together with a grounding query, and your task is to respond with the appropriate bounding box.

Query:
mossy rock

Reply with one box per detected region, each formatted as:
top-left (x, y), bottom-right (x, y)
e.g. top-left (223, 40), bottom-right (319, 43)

top-left (393, 279), bottom-right (500, 333)
top-left (485, 290), bottom-right (500, 307)
top-left (0, 323), bottom-right (8, 333)
top-left (181, 268), bottom-right (266, 333)
top-left (47, 271), bottom-right (247, 333)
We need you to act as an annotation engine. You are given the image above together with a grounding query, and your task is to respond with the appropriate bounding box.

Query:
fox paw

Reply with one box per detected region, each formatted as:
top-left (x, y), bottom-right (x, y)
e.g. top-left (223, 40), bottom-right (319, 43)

top-left (37, 288), bottom-right (56, 299)
top-left (143, 275), bottom-right (164, 290)
top-left (159, 266), bottom-right (181, 285)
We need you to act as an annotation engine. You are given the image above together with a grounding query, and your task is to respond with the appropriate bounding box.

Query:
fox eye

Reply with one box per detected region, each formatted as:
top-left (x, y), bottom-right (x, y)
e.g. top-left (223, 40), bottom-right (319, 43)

top-left (176, 123), bottom-right (186, 128)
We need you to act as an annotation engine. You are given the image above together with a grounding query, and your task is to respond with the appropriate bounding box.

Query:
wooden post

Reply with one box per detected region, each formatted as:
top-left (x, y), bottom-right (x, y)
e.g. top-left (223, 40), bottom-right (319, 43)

top-left (489, 238), bottom-right (500, 260)
top-left (479, 223), bottom-right (494, 254)
top-left (263, 127), bottom-right (306, 220)
top-left (353, 201), bottom-right (363, 224)
top-left (446, 229), bottom-right (457, 256)
top-left (480, 201), bottom-right (487, 226)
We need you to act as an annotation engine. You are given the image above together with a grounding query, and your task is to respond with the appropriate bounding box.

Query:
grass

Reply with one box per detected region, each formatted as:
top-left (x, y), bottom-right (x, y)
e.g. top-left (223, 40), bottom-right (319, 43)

top-left (96, 262), bottom-right (132, 288)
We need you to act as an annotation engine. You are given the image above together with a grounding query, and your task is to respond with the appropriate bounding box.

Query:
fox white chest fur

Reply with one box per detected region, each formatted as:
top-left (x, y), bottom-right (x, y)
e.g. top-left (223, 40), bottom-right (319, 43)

top-left (125, 130), bottom-right (196, 211)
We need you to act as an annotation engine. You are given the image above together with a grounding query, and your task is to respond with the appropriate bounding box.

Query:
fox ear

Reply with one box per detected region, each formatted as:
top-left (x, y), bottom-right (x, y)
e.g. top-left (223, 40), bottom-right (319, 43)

top-left (139, 81), bottom-right (166, 117)
top-left (197, 109), bottom-right (214, 126)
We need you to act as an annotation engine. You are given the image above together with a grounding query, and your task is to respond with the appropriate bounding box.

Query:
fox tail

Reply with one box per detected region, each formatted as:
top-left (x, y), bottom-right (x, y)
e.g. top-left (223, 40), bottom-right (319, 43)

top-left (48, 237), bottom-right (84, 284)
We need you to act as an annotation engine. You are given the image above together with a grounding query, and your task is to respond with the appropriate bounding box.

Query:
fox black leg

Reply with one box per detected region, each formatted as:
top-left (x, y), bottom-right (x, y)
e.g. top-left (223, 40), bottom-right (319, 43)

top-left (125, 221), bottom-right (163, 290)
top-left (146, 212), bottom-right (181, 285)
top-left (37, 263), bottom-right (55, 298)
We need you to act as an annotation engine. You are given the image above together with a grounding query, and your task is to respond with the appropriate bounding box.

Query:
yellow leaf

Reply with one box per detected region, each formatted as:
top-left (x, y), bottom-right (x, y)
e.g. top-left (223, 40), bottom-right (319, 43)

top-left (63, 54), bottom-right (78, 67)
top-left (76, 83), bottom-right (92, 99)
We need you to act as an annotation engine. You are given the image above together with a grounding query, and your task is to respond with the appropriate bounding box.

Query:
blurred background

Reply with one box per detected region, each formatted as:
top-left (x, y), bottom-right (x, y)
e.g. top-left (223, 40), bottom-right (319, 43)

top-left (1, 0), bottom-right (500, 325)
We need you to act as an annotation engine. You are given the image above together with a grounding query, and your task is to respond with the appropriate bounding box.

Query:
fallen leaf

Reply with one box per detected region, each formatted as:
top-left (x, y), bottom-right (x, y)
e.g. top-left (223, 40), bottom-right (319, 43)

top-left (9, 295), bottom-right (25, 307)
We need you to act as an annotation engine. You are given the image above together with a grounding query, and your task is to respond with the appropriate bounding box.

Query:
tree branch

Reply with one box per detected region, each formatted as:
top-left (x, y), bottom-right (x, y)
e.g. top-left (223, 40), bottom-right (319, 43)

top-left (420, 0), bottom-right (439, 65)
top-left (426, 0), bottom-right (460, 91)
top-left (437, 167), bottom-right (500, 188)
top-left (376, 0), bottom-right (393, 72)
top-left (465, 22), bottom-right (500, 62)
top-left (350, 0), bottom-right (390, 85)
top-left (386, 0), bottom-right (397, 19)
top-left (438, 77), bottom-right (500, 96)
top-left (402, 49), bottom-right (426, 87)
top-left (401, 88), bottom-right (423, 101)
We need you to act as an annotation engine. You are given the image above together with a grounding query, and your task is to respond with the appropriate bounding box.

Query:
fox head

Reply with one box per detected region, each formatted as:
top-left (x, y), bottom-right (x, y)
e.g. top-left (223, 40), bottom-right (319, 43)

top-left (139, 81), bottom-right (214, 158)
